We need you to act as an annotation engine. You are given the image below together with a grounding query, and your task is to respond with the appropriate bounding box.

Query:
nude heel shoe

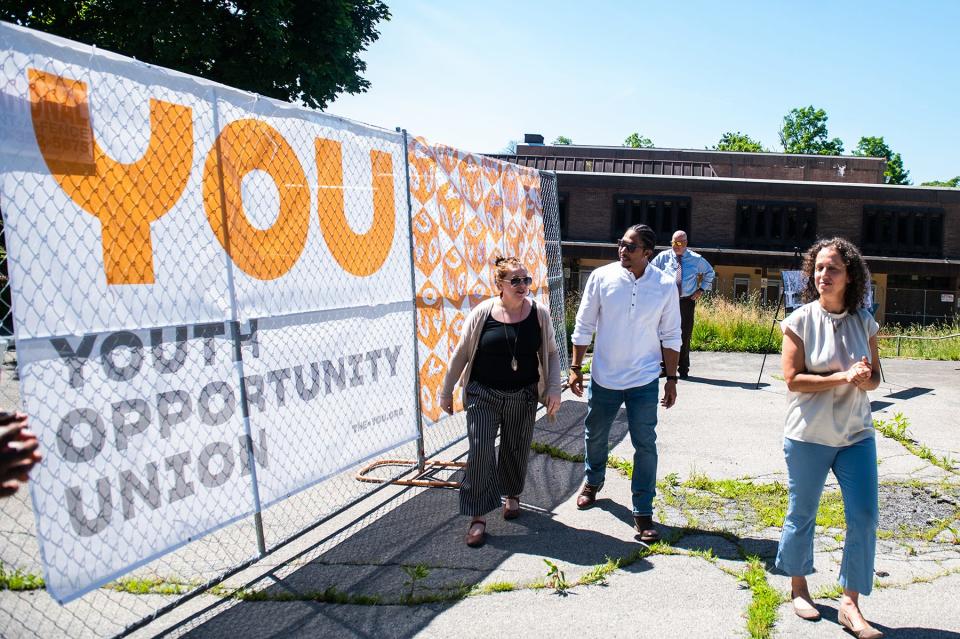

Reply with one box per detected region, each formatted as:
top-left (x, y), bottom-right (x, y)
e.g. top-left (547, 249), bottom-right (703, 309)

top-left (838, 607), bottom-right (884, 639)
top-left (791, 591), bottom-right (821, 621)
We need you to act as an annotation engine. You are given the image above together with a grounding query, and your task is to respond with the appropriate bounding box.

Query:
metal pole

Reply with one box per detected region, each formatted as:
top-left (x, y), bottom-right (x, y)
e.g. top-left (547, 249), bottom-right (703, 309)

top-left (399, 128), bottom-right (427, 474)
top-left (756, 290), bottom-right (782, 389)
top-left (210, 90), bottom-right (266, 556)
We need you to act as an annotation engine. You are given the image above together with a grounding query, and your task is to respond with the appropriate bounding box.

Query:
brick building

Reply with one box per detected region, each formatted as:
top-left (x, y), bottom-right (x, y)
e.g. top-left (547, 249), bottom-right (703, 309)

top-left (493, 136), bottom-right (960, 325)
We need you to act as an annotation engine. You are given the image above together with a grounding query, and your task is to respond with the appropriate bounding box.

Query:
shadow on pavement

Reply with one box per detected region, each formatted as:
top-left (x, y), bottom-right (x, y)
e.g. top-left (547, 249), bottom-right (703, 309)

top-left (172, 400), bottom-right (644, 638)
top-left (593, 496), bottom-right (779, 560)
top-left (871, 400), bottom-right (895, 412)
top-left (812, 607), bottom-right (960, 639)
top-left (684, 375), bottom-right (770, 390)
top-left (885, 386), bottom-right (934, 401)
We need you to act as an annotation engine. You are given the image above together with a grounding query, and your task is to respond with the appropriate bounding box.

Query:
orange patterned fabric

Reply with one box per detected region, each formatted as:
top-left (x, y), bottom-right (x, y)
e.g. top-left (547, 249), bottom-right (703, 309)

top-left (409, 137), bottom-right (549, 423)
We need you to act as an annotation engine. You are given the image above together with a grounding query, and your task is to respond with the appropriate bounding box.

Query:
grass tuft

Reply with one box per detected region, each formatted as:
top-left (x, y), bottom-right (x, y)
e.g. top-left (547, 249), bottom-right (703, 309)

top-left (741, 556), bottom-right (783, 639)
top-left (875, 413), bottom-right (957, 473)
top-left (0, 563), bottom-right (45, 591)
top-left (577, 557), bottom-right (620, 586)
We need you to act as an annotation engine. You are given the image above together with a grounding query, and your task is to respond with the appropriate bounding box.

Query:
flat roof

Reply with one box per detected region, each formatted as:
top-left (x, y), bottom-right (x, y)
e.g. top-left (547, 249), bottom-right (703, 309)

top-left (562, 241), bottom-right (960, 266)
top-left (553, 170), bottom-right (960, 201)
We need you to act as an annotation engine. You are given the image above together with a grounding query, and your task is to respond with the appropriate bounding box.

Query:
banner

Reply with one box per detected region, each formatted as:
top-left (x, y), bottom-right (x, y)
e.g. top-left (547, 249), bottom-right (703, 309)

top-left (408, 137), bottom-right (549, 422)
top-left (781, 270), bottom-right (874, 313)
top-left (0, 23), bottom-right (417, 602)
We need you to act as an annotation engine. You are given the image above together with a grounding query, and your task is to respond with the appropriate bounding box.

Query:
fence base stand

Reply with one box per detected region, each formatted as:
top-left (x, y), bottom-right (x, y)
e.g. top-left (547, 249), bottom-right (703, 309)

top-left (356, 459), bottom-right (466, 488)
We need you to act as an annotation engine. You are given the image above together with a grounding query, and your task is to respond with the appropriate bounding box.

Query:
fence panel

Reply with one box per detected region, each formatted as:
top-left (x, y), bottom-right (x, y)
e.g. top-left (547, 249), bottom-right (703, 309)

top-left (0, 21), bottom-right (566, 639)
top-left (538, 171), bottom-right (569, 379)
top-left (885, 287), bottom-right (958, 326)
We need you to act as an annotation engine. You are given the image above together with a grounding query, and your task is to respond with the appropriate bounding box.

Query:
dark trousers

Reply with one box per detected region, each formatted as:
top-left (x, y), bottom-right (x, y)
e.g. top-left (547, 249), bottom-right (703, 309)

top-left (679, 297), bottom-right (696, 374)
top-left (459, 381), bottom-right (539, 517)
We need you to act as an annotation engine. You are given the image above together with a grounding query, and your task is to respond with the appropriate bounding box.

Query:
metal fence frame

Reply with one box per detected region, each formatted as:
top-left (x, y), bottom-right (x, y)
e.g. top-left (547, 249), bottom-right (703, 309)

top-left (0, 126), bottom-right (565, 639)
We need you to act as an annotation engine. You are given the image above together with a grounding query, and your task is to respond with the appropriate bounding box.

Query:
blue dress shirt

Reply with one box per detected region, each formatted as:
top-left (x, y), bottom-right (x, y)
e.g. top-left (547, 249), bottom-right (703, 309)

top-left (651, 248), bottom-right (715, 298)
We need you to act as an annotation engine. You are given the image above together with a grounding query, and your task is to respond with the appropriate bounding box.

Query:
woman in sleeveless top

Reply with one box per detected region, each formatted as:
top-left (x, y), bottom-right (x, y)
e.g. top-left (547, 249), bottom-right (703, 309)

top-left (440, 257), bottom-right (561, 547)
top-left (777, 238), bottom-right (883, 638)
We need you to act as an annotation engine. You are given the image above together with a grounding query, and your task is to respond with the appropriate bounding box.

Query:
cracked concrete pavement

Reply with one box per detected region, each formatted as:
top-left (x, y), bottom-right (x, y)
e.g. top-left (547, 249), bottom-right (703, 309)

top-left (2, 352), bottom-right (959, 638)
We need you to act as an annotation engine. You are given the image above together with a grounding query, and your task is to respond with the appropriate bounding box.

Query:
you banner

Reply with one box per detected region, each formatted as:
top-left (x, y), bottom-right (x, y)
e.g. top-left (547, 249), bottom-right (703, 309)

top-left (0, 21), bottom-right (553, 604)
top-left (0, 22), bottom-right (417, 602)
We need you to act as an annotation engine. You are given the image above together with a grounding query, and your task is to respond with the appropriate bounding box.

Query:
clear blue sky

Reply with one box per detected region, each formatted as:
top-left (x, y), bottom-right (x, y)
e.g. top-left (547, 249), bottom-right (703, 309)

top-left (329, 1), bottom-right (959, 185)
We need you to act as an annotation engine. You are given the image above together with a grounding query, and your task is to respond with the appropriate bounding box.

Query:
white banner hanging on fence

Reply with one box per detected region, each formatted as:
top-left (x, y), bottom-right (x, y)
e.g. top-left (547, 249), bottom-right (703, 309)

top-left (0, 23), bottom-right (416, 603)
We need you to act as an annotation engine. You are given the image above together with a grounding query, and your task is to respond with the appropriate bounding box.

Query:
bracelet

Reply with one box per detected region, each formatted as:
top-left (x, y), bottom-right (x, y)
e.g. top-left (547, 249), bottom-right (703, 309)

top-left (665, 375), bottom-right (679, 382)
top-left (570, 365), bottom-right (582, 373)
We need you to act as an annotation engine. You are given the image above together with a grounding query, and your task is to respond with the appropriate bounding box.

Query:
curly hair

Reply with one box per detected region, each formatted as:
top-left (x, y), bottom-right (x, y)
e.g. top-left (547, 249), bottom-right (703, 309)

top-left (492, 255), bottom-right (524, 287)
top-left (800, 237), bottom-right (871, 313)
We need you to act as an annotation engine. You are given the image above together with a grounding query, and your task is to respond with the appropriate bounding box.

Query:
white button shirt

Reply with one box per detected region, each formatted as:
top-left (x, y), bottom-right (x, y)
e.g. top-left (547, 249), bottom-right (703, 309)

top-left (572, 261), bottom-right (682, 390)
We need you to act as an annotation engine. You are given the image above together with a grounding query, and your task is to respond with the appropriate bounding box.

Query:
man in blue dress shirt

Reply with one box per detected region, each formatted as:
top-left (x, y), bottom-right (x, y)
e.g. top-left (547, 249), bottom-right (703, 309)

top-left (651, 230), bottom-right (715, 379)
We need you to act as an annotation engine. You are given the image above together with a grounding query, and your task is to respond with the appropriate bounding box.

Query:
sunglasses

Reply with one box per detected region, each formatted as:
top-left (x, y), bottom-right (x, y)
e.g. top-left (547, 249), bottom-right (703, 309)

top-left (671, 240), bottom-right (686, 247)
top-left (617, 239), bottom-right (647, 253)
top-left (500, 276), bottom-right (533, 287)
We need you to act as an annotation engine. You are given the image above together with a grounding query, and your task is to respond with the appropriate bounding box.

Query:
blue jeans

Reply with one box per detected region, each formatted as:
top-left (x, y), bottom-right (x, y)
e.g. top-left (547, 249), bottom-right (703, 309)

top-left (583, 379), bottom-right (659, 516)
top-left (775, 437), bottom-right (879, 595)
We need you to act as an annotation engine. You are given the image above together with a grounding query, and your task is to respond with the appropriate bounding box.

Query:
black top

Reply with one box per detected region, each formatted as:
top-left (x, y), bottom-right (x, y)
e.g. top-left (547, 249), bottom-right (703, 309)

top-left (469, 302), bottom-right (542, 390)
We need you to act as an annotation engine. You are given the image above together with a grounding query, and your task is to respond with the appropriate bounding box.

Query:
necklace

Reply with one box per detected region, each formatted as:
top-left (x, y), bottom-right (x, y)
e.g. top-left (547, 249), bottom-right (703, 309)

top-left (500, 300), bottom-right (522, 372)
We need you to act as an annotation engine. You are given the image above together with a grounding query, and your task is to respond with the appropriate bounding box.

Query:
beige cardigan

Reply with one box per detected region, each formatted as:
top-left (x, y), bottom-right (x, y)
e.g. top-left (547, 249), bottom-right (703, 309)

top-left (440, 297), bottom-right (563, 407)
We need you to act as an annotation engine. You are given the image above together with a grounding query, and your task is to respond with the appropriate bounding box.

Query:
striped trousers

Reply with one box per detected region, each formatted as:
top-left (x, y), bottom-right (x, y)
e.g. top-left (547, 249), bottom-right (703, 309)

top-left (459, 380), bottom-right (539, 517)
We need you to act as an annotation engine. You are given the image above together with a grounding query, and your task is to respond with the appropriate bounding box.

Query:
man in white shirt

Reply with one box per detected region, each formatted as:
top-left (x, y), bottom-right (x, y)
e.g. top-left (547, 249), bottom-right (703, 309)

top-left (569, 224), bottom-right (682, 543)
top-left (651, 230), bottom-right (715, 379)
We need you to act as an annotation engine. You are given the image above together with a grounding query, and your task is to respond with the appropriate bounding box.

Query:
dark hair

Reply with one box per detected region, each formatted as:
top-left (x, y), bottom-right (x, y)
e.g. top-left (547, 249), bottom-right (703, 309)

top-left (626, 224), bottom-right (656, 251)
top-left (800, 237), bottom-right (871, 313)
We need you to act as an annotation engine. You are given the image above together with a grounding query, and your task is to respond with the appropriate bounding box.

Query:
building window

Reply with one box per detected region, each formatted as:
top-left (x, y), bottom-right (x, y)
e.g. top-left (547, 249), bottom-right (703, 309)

top-left (762, 277), bottom-right (782, 306)
top-left (736, 200), bottom-right (815, 251)
top-left (558, 192), bottom-right (569, 238)
top-left (578, 267), bottom-right (595, 292)
top-left (862, 206), bottom-right (944, 257)
top-left (611, 195), bottom-right (691, 244)
top-left (734, 277), bottom-right (751, 301)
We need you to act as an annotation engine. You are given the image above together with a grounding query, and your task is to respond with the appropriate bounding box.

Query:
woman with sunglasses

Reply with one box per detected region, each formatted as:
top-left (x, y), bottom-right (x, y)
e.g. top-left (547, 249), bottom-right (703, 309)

top-left (440, 256), bottom-right (562, 547)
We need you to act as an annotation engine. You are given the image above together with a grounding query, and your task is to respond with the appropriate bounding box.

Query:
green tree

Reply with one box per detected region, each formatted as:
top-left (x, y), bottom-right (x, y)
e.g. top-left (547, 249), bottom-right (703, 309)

top-left (779, 106), bottom-right (844, 155)
top-left (0, 0), bottom-right (390, 110)
top-left (853, 136), bottom-right (910, 185)
top-left (921, 176), bottom-right (960, 187)
top-left (713, 131), bottom-right (765, 152)
top-left (623, 132), bottom-right (654, 148)
top-left (552, 135), bottom-right (573, 145)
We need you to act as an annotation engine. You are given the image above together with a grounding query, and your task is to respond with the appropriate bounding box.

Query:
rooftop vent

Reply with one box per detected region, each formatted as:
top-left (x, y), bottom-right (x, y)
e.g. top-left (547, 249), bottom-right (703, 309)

top-left (524, 133), bottom-right (544, 145)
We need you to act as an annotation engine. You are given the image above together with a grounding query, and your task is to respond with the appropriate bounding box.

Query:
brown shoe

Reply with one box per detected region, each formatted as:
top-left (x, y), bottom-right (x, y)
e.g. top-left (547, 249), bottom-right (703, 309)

top-left (633, 515), bottom-right (661, 543)
top-left (838, 607), bottom-right (883, 639)
top-left (576, 483), bottom-right (601, 509)
top-left (465, 519), bottom-right (486, 547)
top-left (503, 496), bottom-right (520, 520)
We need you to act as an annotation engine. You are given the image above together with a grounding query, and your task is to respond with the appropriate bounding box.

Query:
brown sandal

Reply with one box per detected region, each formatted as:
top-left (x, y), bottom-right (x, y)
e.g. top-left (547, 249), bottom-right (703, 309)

top-left (465, 519), bottom-right (486, 547)
top-left (503, 496), bottom-right (520, 520)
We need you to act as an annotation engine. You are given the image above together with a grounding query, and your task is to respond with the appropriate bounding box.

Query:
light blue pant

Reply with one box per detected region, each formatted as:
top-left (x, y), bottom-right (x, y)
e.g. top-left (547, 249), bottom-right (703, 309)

top-left (583, 379), bottom-right (659, 516)
top-left (775, 436), bottom-right (879, 595)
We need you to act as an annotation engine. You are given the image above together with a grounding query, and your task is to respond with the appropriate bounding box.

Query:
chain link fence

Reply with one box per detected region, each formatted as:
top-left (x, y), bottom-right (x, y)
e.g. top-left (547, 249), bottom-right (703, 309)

top-left (0, 23), bottom-right (565, 639)
top-left (707, 277), bottom-right (958, 327)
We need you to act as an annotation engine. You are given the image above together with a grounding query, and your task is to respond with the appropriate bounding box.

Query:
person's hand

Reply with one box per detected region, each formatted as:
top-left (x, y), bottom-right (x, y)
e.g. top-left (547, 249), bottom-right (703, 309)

top-left (845, 357), bottom-right (872, 384)
top-left (851, 356), bottom-right (873, 387)
top-left (692, 289), bottom-right (704, 302)
top-left (0, 412), bottom-right (42, 498)
top-left (569, 368), bottom-right (584, 397)
top-left (661, 379), bottom-right (677, 408)
top-left (440, 396), bottom-right (454, 415)
top-left (545, 393), bottom-right (561, 418)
